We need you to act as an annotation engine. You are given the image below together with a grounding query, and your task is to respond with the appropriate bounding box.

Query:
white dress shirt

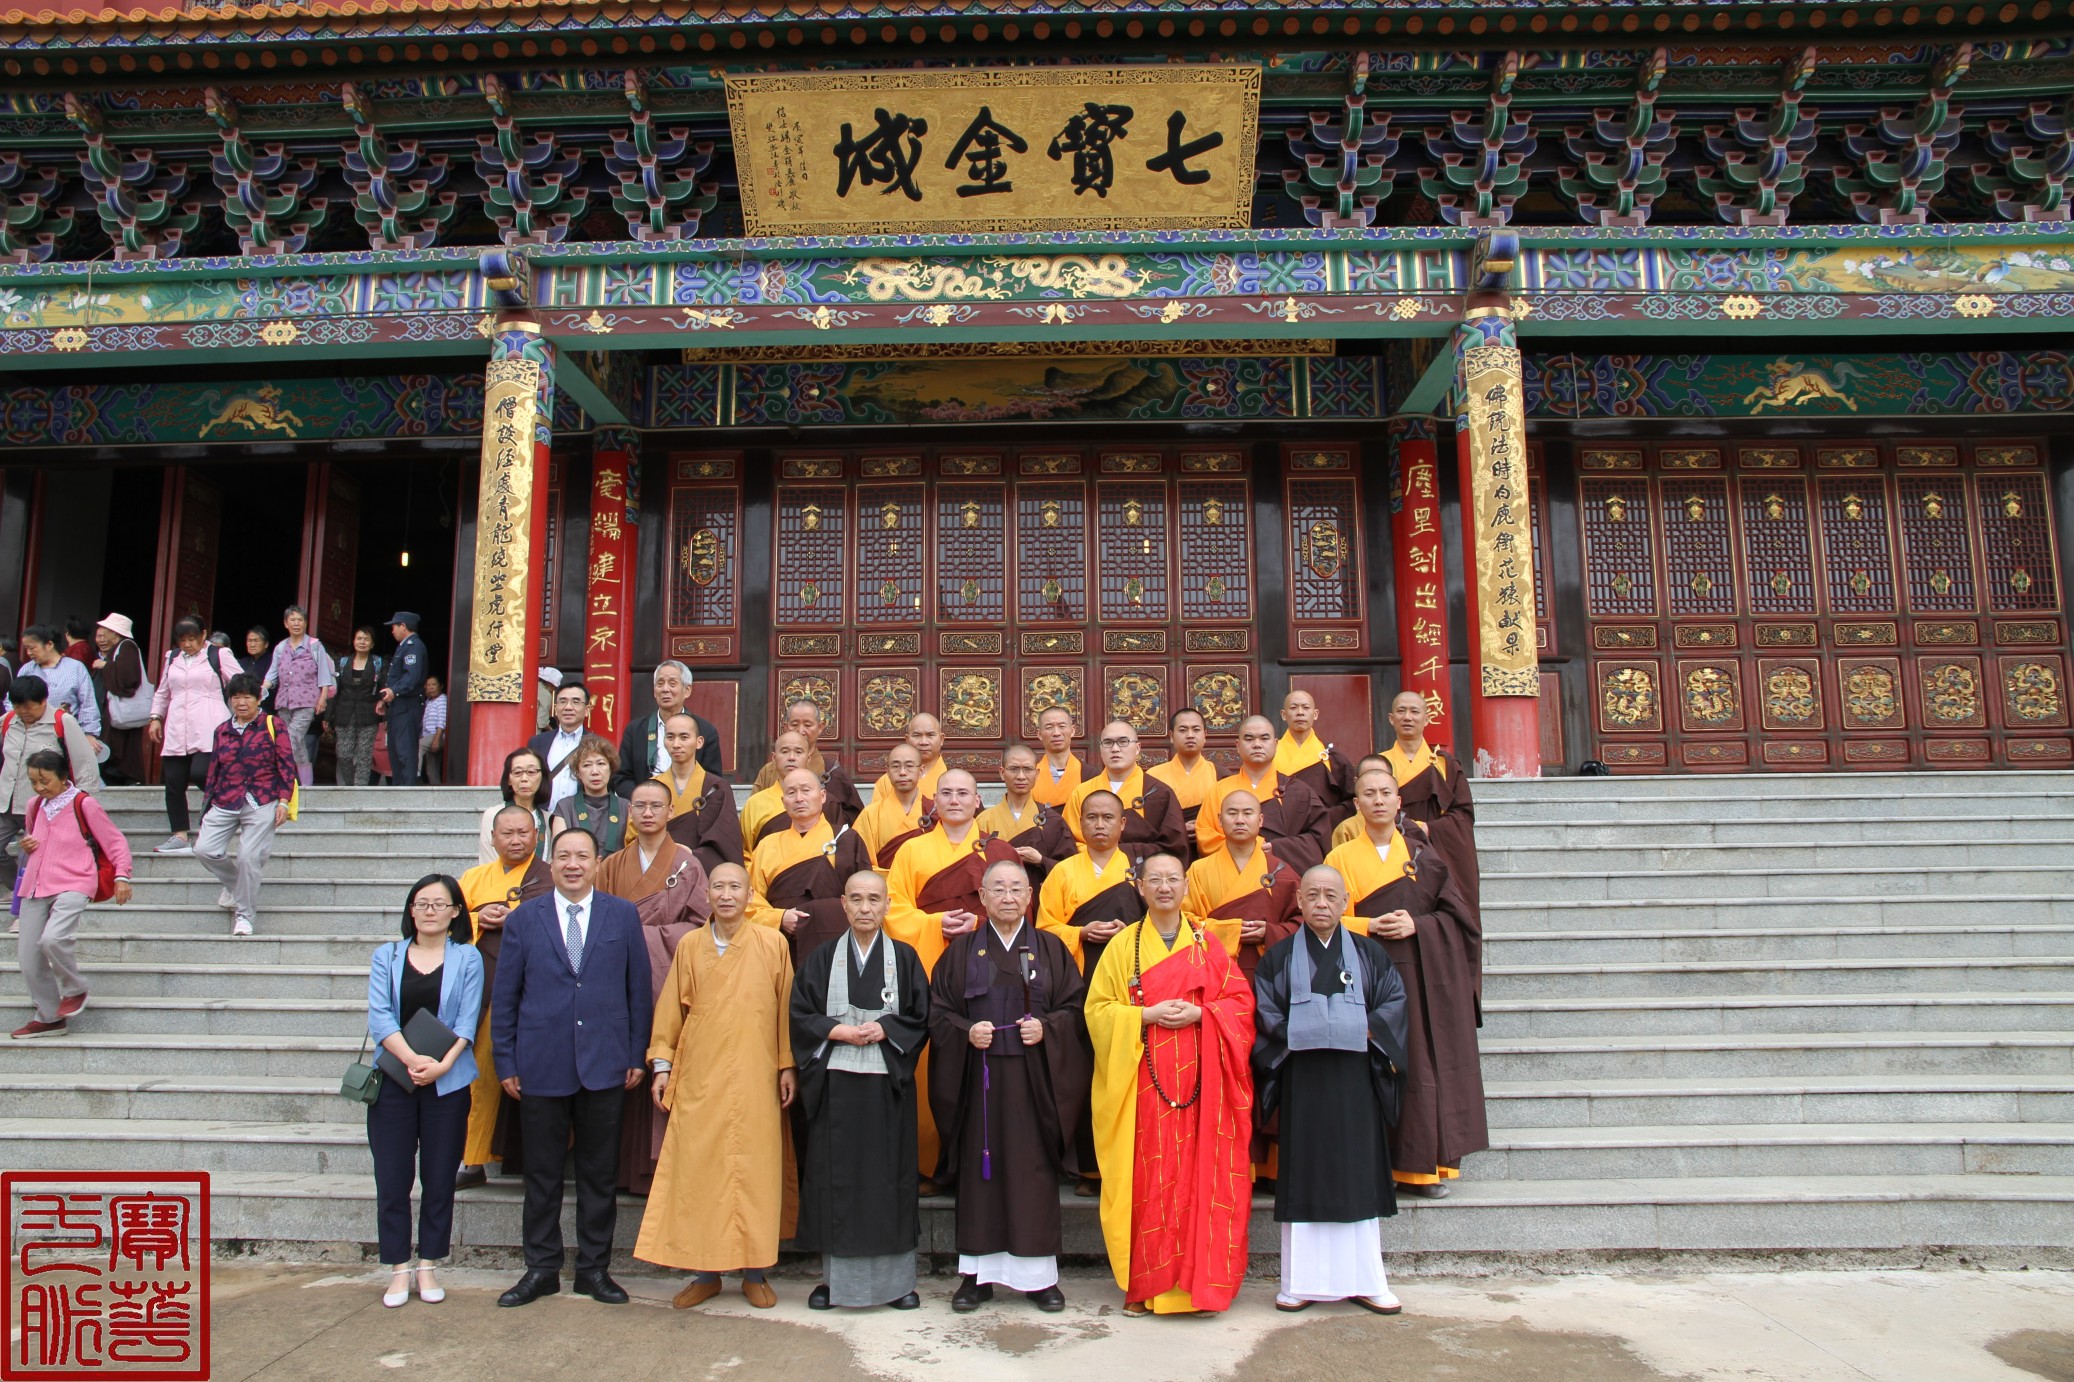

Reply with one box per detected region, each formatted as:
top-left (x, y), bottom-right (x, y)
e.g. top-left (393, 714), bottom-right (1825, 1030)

top-left (545, 727), bottom-right (583, 809)
top-left (555, 888), bottom-right (595, 951)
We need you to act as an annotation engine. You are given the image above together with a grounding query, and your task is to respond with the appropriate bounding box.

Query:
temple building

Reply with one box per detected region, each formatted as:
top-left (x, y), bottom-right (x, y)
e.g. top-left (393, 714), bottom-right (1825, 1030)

top-left (1, 2), bottom-right (2069, 782)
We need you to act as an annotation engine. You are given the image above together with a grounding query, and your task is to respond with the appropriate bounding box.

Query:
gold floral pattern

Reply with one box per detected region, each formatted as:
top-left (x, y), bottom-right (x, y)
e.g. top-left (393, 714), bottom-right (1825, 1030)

top-left (779, 674), bottom-right (837, 722)
top-left (1108, 671), bottom-right (1166, 732)
top-left (1684, 665), bottom-right (1738, 726)
top-left (939, 670), bottom-right (1002, 738)
top-left (1023, 669), bottom-right (1083, 734)
top-left (1765, 667), bottom-right (1818, 726)
top-left (1189, 671), bottom-right (1247, 732)
top-left (1845, 666), bottom-right (1899, 725)
top-left (1922, 661), bottom-right (1981, 725)
top-left (1601, 666), bottom-right (1658, 728)
top-left (860, 673), bottom-right (917, 735)
top-left (2004, 662), bottom-right (2063, 723)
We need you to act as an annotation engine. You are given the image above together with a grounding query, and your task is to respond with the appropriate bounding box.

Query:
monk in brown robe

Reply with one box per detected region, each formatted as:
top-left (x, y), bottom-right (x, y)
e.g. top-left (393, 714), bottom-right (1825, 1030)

top-left (1146, 707), bottom-right (1218, 860)
top-left (1276, 689), bottom-right (1359, 827)
top-left (455, 805), bottom-right (551, 1185)
top-left (1322, 767), bottom-right (1486, 1199)
top-left (1198, 715), bottom-right (1331, 876)
top-left (1030, 705), bottom-right (1086, 810)
top-left (1183, 789), bottom-right (1300, 981)
top-left (1383, 689), bottom-right (1481, 1005)
top-left (973, 743), bottom-right (1077, 890)
top-left (857, 742), bottom-right (934, 870)
top-left (1331, 755), bottom-right (1392, 850)
top-left (598, 780), bottom-right (713, 1193)
top-left (1064, 720), bottom-right (1187, 866)
top-left (740, 730), bottom-right (814, 847)
top-left (871, 713), bottom-right (947, 802)
top-left (656, 711), bottom-right (743, 876)
top-left (751, 699), bottom-right (863, 827)
top-left (748, 766), bottom-right (875, 964)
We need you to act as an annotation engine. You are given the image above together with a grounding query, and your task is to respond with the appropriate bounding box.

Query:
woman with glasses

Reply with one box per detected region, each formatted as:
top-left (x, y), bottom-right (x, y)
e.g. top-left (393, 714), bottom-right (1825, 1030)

top-left (477, 747), bottom-right (553, 865)
top-left (365, 874), bottom-right (482, 1308)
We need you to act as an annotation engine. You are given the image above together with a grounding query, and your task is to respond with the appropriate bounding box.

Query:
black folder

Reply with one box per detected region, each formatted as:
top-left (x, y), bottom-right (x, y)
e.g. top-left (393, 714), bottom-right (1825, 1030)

top-left (377, 1008), bottom-right (463, 1090)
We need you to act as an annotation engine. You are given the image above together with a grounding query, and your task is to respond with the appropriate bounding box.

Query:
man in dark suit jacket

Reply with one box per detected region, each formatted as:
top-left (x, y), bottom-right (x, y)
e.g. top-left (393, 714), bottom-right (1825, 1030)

top-left (491, 825), bottom-right (652, 1308)
top-left (611, 659), bottom-right (722, 796)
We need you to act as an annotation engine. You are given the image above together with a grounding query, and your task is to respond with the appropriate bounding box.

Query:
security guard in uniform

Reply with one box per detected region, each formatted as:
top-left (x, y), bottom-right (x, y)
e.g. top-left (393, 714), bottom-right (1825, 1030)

top-left (380, 610), bottom-right (430, 786)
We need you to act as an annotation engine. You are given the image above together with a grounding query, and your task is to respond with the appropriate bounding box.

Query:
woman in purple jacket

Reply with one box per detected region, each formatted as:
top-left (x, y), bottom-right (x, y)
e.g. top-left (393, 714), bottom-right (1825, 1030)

top-left (12, 748), bottom-right (133, 1040)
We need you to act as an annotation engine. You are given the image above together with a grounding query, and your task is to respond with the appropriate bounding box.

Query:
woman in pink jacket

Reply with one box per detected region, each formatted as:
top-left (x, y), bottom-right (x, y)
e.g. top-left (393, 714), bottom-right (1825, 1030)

top-left (146, 616), bottom-right (236, 856)
top-left (12, 748), bottom-right (133, 1040)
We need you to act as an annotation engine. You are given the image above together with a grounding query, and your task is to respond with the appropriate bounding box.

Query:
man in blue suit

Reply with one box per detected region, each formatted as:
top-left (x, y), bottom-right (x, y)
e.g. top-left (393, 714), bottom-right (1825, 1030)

top-left (491, 825), bottom-right (652, 1307)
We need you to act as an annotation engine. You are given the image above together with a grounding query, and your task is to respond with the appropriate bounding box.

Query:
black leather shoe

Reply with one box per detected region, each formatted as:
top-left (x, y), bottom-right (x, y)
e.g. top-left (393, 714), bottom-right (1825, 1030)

top-left (454, 1166), bottom-right (487, 1190)
top-left (889, 1292), bottom-right (921, 1310)
top-left (951, 1275), bottom-right (993, 1312)
top-left (1027, 1285), bottom-right (1066, 1312)
top-left (808, 1283), bottom-right (832, 1310)
top-left (573, 1271), bottom-right (629, 1304)
top-left (498, 1269), bottom-right (560, 1307)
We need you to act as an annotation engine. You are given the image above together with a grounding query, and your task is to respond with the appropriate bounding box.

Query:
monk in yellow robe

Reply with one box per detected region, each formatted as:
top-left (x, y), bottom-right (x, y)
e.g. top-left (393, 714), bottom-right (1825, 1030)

top-left (751, 697), bottom-right (863, 826)
top-left (1184, 790), bottom-right (1301, 982)
top-left (974, 743), bottom-right (1077, 889)
top-left (748, 766), bottom-right (874, 963)
top-left (638, 863), bottom-right (797, 1310)
top-left (739, 730), bottom-right (813, 847)
top-left (1146, 708), bottom-right (1217, 859)
top-left (1064, 720), bottom-right (1187, 865)
top-left (856, 742), bottom-right (933, 870)
top-left (1384, 689), bottom-right (1481, 998)
top-left (1197, 715), bottom-right (1330, 874)
top-left (1331, 756), bottom-right (1391, 849)
top-left (456, 805), bottom-right (550, 1181)
top-left (1085, 853), bottom-right (1255, 1316)
top-left (1276, 689), bottom-right (1359, 826)
top-left (871, 713), bottom-right (947, 802)
top-left (656, 712), bottom-right (743, 876)
top-left (1030, 705), bottom-right (1086, 809)
top-left (1322, 768), bottom-right (1486, 1198)
top-left (886, 769), bottom-right (1019, 1183)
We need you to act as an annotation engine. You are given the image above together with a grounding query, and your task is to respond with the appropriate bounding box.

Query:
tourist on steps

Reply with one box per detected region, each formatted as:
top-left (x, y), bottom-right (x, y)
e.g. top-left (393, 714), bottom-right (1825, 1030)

top-left (11, 748), bottom-right (131, 1041)
top-left (145, 616), bottom-right (237, 855)
top-left (259, 605), bottom-right (334, 789)
top-left (1, 676), bottom-right (103, 865)
top-left (365, 873), bottom-right (482, 1308)
top-left (192, 674), bottom-right (297, 937)
top-left (330, 627), bottom-right (384, 787)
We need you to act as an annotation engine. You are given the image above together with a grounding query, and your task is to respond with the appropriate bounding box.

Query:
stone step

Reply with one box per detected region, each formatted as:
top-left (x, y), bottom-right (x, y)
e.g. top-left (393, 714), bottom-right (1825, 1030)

top-left (96, 881), bottom-right (446, 909)
top-left (0, 963), bottom-right (378, 1002)
top-left (0, 1033), bottom-right (361, 1079)
top-left (1476, 770), bottom-right (2073, 800)
top-left (1486, 1076), bottom-right (2074, 1130)
top-left (1484, 864), bottom-right (2074, 904)
top-left (1482, 790), bottom-right (2074, 824)
top-left (1482, 993), bottom-right (2074, 1040)
top-left (1485, 895), bottom-right (2074, 931)
top-left (68, 933), bottom-right (432, 965)
top-left (79, 903), bottom-right (433, 934)
top-left (191, 1170), bottom-right (2074, 1263)
top-left (0, 996), bottom-right (364, 1036)
top-left (1462, 1122), bottom-right (2074, 1181)
top-left (1486, 925), bottom-right (2074, 965)
top-left (1, 1117), bottom-right (378, 1176)
top-left (1480, 1032), bottom-right (2074, 1083)
top-left (127, 853), bottom-right (469, 883)
top-left (1485, 956), bottom-right (2074, 1002)
top-left (0, 1074), bottom-right (362, 1124)
top-left (1477, 816), bottom-right (2074, 847)
top-left (1482, 840), bottom-right (2073, 871)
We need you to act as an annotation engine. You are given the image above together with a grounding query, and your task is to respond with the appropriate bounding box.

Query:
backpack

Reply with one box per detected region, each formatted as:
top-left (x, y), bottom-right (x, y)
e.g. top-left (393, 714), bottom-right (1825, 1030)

top-left (263, 715), bottom-right (301, 822)
top-left (70, 796), bottom-right (118, 904)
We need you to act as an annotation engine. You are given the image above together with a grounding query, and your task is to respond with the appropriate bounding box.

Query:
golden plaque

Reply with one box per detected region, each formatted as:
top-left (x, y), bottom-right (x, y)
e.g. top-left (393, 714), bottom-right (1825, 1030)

top-left (467, 356), bottom-right (541, 703)
top-left (1461, 342), bottom-right (1540, 698)
top-left (727, 65), bottom-right (1260, 236)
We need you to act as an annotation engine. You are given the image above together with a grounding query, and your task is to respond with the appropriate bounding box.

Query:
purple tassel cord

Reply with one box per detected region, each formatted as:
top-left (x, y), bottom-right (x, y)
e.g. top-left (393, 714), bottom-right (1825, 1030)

top-left (980, 1053), bottom-right (992, 1181)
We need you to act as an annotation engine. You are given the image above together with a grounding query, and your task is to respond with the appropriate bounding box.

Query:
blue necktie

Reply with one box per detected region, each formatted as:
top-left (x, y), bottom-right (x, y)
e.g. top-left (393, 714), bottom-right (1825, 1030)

top-left (565, 902), bottom-right (584, 973)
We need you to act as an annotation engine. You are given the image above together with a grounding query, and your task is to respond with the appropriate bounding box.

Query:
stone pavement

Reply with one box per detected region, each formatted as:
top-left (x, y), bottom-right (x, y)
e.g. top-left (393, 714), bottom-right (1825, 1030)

top-left (205, 1265), bottom-right (2074, 1382)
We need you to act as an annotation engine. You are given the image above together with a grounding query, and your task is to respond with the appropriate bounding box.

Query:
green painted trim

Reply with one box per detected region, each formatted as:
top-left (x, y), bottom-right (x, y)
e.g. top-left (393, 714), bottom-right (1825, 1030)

top-left (1397, 342), bottom-right (1459, 415)
top-left (551, 363), bottom-right (626, 427)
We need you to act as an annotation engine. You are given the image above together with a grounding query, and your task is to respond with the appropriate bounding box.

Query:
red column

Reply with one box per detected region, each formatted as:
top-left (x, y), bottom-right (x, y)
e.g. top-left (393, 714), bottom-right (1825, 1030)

top-left (1390, 432), bottom-right (1453, 730)
top-left (582, 433), bottom-right (638, 742)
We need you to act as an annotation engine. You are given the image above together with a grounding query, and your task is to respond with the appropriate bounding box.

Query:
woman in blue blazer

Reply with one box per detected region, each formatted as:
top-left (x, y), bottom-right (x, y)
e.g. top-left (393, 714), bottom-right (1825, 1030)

top-left (367, 873), bottom-right (484, 1308)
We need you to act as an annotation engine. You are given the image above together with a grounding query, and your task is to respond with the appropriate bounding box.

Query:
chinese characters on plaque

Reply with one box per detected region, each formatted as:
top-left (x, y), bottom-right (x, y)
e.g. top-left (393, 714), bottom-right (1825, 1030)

top-left (468, 356), bottom-right (541, 704)
top-left (1462, 343), bottom-right (1540, 697)
top-left (726, 65), bottom-right (1260, 235)
top-left (4, 1172), bottom-right (209, 1380)
top-left (1398, 445), bottom-right (1450, 722)
top-left (582, 453), bottom-right (635, 737)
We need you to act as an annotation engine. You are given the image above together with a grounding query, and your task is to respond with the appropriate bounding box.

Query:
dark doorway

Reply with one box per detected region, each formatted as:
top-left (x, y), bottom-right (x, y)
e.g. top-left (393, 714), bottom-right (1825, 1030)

top-left (100, 467), bottom-right (163, 643)
top-left (200, 461), bottom-right (304, 654)
top-left (347, 456), bottom-right (460, 681)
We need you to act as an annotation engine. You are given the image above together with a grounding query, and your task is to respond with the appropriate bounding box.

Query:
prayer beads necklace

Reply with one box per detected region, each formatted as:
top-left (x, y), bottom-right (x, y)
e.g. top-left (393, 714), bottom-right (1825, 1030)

top-left (1131, 921), bottom-right (1204, 1112)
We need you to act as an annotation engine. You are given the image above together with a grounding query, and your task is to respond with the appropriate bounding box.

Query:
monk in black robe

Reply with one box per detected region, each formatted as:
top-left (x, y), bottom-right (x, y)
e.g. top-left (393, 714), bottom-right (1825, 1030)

top-left (930, 859), bottom-right (1092, 1314)
top-left (1253, 864), bottom-right (1410, 1313)
top-left (748, 767), bottom-right (875, 964)
top-left (1322, 767), bottom-right (1486, 1199)
top-left (656, 711), bottom-right (744, 877)
top-left (791, 870), bottom-right (930, 1311)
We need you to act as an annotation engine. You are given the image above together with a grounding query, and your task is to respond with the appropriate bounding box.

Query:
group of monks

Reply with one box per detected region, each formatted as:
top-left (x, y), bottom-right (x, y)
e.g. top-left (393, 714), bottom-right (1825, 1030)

top-left (457, 687), bottom-right (1487, 1316)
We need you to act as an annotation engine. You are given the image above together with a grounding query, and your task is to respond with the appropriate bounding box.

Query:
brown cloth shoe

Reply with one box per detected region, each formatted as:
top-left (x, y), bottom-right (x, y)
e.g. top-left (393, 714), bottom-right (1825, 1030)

top-left (742, 1280), bottom-right (777, 1309)
top-left (673, 1278), bottom-right (722, 1309)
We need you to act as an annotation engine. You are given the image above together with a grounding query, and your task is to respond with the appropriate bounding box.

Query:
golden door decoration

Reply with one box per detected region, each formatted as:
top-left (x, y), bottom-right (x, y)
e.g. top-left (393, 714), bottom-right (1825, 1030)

top-left (1578, 439), bottom-right (2070, 771)
top-left (726, 65), bottom-right (1261, 236)
top-left (759, 445), bottom-right (1265, 778)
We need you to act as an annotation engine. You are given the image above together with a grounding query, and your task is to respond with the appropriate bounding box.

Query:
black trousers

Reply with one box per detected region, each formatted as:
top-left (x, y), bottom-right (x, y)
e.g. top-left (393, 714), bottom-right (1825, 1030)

top-left (519, 1084), bottom-right (624, 1273)
top-left (386, 699), bottom-right (423, 786)
top-left (161, 751), bottom-right (212, 835)
top-left (366, 1078), bottom-right (471, 1264)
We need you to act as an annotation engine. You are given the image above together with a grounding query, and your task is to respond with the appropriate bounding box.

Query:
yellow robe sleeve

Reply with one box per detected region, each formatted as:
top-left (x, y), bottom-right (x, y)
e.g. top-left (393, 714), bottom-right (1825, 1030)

top-left (744, 839), bottom-right (786, 930)
top-left (1194, 780), bottom-right (1227, 858)
top-left (1183, 857), bottom-right (1243, 958)
top-left (1083, 928), bottom-right (1146, 1292)
top-left (883, 841), bottom-right (944, 955)
top-left (1035, 864), bottom-right (1084, 970)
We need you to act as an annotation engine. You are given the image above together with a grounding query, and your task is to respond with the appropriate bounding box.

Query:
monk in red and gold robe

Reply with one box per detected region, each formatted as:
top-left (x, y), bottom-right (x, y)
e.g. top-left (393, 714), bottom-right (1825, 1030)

top-left (1184, 790), bottom-right (1300, 982)
top-left (1197, 715), bottom-right (1330, 876)
top-left (1322, 767), bottom-right (1486, 1198)
top-left (1085, 853), bottom-right (1255, 1315)
top-left (656, 712), bottom-right (744, 877)
top-left (747, 767), bottom-right (874, 964)
top-left (1064, 720), bottom-right (1187, 866)
top-left (856, 743), bottom-right (934, 871)
top-left (974, 744), bottom-right (1078, 890)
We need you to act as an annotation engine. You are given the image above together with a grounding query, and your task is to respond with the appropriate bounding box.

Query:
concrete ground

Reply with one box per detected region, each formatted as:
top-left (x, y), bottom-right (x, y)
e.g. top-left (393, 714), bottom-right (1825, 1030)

top-left (197, 1265), bottom-right (2074, 1382)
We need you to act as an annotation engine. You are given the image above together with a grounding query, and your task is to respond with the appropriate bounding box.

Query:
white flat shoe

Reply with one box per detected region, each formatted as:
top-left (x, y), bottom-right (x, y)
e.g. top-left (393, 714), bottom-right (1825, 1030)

top-left (416, 1266), bottom-right (445, 1304)
top-left (1354, 1291), bottom-right (1402, 1315)
top-left (383, 1267), bottom-right (412, 1308)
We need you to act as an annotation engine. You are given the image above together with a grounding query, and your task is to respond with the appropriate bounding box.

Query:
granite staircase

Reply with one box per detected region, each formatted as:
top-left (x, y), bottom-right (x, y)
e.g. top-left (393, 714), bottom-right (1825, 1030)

top-left (3, 774), bottom-right (2071, 1271)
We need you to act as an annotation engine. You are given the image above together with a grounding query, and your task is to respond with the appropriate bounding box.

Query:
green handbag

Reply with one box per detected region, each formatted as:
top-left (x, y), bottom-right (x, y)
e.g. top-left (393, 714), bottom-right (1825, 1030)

top-left (341, 1031), bottom-right (382, 1104)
